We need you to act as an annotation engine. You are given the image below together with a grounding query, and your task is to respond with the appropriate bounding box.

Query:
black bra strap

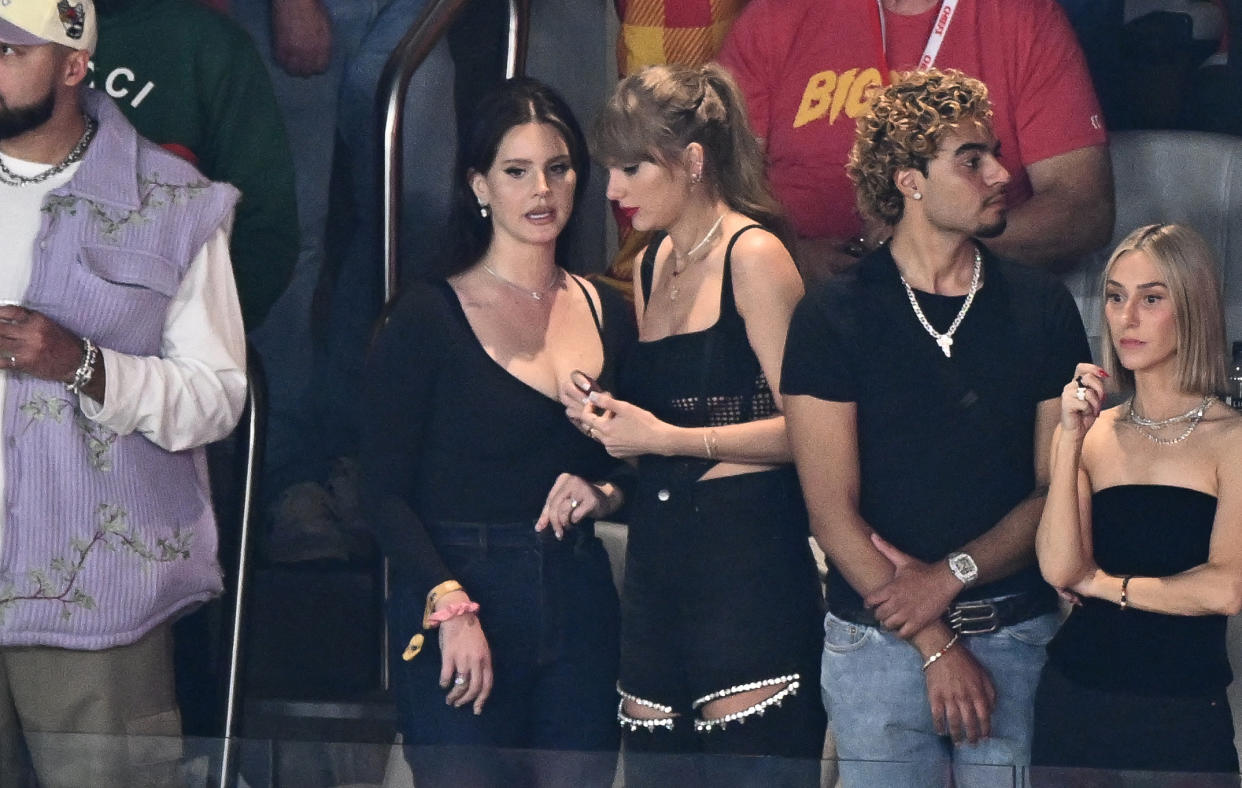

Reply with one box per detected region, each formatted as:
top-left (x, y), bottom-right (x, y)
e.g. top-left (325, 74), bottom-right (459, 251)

top-left (639, 232), bottom-right (667, 315)
top-left (569, 274), bottom-right (603, 334)
top-left (719, 224), bottom-right (765, 321)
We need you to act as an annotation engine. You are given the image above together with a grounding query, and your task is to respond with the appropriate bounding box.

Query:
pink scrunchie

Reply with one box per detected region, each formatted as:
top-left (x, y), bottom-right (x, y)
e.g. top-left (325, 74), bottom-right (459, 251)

top-left (426, 601), bottom-right (480, 628)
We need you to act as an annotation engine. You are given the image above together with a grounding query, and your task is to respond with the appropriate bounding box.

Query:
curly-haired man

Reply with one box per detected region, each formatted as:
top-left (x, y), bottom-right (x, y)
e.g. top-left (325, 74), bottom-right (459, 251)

top-left (781, 70), bottom-right (1090, 786)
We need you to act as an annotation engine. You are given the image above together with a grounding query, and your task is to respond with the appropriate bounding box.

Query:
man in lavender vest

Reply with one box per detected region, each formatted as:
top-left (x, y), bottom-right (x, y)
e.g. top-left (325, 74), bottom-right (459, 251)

top-left (0, 0), bottom-right (245, 782)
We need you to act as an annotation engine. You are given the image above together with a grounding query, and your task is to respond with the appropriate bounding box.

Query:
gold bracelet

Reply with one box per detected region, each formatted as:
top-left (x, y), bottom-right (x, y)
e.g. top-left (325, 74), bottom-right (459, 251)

top-left (1119, 575), bottom-right (1133, 610)
top-left (423, 579), bottom-right (464, 628)
top-left (921, 633), bottom-right (961, 672)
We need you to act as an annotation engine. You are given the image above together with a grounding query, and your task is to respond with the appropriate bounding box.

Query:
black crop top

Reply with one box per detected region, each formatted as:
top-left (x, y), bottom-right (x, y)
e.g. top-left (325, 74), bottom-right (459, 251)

top-left (619, 224), bottom-right (777, 435)
top-left (360, 276), bottom-right (637, 595)
top-left (1047, 485), bottom-right (1230, 696)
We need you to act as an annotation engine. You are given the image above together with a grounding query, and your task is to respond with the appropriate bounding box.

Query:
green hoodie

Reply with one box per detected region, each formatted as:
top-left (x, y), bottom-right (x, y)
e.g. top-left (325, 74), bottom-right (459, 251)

top-left (93, 0), bottom-right (298, 329)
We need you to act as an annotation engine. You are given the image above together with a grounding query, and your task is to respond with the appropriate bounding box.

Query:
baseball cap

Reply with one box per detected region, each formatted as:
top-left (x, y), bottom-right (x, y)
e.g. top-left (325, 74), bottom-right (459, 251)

top-left (0, 0), bottom-right (98, 53)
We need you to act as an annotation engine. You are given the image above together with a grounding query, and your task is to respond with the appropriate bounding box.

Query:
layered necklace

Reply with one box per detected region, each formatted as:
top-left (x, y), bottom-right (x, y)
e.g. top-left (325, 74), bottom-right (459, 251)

top-left (899, 245), bottom-right (982, 359)
top-left (667, 213), bottom-right (725, 301)
top-left (1124, 395), bottom-right (1216, 445)
top-left (0, 115), bottom-right (98, 187)
top-left (481, 262), bottom-right (563, 301)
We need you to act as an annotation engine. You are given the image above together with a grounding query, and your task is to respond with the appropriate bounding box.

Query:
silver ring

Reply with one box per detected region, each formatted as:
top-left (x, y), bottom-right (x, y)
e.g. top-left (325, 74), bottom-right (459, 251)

top-left (453, 675), bottom-right (467, 686)
top-left (1075, 387), bottom-right (1087, 401)
top-left (569, 498), bottom-right (580, 510)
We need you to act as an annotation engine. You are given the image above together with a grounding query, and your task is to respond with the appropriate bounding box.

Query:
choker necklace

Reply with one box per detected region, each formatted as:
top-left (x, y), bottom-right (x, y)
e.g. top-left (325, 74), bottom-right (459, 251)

top-left (668, 213), bottom-right (725, 301)
top-left (900, 245), bottom-right (982, 359)
top-left (481, 262), bottom-right (563, 301)
top-left (0, 115), bottom-right (98, 187)
top-left (1124, 395), bottom-right (1215, 445)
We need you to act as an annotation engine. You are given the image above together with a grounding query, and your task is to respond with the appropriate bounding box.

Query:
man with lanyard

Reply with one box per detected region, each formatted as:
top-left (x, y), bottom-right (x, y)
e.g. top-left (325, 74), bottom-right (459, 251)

top-left (718, 0), bottom-right (1113, 285)
top-left (0, 0), bottom-right (245, 782)
top-left (782, 70), bottom-right (1089, 785)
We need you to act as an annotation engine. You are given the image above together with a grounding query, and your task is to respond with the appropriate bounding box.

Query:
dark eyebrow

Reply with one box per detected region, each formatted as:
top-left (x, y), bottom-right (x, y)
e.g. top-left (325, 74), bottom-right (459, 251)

top-left (954, 141), bottom-right (999, 156)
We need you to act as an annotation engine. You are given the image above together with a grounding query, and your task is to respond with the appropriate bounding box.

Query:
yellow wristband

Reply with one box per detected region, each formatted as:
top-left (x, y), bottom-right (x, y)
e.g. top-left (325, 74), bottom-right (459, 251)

top-left (423, 579), bottom-right (464, 628)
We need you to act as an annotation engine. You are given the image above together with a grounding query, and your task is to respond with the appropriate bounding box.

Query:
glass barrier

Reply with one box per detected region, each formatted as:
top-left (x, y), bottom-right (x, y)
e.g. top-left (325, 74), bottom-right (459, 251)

top-left (12, 734), bottom-right (1242, 787)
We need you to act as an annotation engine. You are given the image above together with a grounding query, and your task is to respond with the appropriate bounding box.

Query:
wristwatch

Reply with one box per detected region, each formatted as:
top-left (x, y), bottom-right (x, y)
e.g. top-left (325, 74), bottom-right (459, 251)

top-left (947, 552), bottom-right (979, 586)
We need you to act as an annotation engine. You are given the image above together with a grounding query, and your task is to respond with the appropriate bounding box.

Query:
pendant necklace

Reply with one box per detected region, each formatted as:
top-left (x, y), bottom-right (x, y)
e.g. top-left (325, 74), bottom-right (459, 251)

top-left (900, 245), bottom-right (982, 359)
top-left (668, 213), bottom-right (725, 301)
top-left (0, 115), bottom-right (98, 187)
top-left (1124, 395), bottom-right (1215, 445)
top-left (481, 262), bottom-right (563, 301)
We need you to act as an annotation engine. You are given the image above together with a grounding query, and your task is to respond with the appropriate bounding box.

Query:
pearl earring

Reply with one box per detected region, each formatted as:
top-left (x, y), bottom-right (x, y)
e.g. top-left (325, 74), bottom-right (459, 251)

top-left (478, 203), bottom-right (490, 218)
top-left (912, 192), bottom-right (922, 201)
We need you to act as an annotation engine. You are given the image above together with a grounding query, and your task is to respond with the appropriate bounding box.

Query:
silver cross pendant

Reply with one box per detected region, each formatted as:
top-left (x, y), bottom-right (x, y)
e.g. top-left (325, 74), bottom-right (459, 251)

top-left (936, 335), bottom-right (953, 358)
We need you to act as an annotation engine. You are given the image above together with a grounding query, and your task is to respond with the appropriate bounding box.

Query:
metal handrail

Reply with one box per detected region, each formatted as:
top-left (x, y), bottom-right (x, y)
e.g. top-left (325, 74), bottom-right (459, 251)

top-left (218, 348), bottom-right (266, 788)
top-left (375, 0), bottom-right (531, 692)
top-left (378, 0), bottom-right (532, 305)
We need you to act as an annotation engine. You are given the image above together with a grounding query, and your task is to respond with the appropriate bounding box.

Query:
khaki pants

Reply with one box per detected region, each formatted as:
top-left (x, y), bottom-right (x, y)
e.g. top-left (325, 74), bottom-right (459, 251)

top-left (0, 622), bottom-right (183, 788)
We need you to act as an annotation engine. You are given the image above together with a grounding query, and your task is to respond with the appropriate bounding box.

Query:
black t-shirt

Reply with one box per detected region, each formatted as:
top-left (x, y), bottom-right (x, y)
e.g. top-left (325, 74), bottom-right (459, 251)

top-left (360, 277), bottom-right (637, 596)
top-left (781, 244), bottom-right (1089, 609)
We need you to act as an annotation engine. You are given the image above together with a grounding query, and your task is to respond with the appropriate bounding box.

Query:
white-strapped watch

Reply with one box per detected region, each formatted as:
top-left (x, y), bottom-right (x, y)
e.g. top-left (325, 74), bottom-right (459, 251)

top-left (947, 552), bottom-right (979, 586)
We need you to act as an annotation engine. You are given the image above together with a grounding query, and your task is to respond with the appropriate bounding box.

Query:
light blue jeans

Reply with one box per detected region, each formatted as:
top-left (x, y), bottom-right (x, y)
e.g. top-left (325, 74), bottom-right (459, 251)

top-left (821, 609), bottom-right (1059, 788)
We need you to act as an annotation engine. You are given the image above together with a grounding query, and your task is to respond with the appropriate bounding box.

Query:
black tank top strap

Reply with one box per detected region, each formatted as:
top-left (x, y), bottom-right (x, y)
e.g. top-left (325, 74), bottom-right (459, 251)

top-left (719, 224), bottom-right (765, 322)
top-left (639, 232), bottom-right (667, 314)
top-left (568, 274), bottom-right (603, 334)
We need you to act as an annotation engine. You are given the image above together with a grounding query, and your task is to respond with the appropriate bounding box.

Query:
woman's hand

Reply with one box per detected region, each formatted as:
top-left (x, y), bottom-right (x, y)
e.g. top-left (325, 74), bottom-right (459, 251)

top-left (577, 391), bottom-right (671, 459)
top-left (435, 592), bottom-right (493, 715)
top-left (536, 473), bottom-right (617, 539)
top-left (1060, 363), bottom-right (1109, 439)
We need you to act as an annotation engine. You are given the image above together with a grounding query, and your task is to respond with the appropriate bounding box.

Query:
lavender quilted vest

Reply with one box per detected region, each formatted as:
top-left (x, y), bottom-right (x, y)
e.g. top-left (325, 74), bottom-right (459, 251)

top-left (0, 91), bottom-right (240, 649)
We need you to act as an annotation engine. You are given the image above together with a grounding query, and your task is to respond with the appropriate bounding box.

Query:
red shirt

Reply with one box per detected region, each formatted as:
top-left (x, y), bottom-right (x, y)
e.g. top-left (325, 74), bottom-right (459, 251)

top-left (718, 0), bottom-right (1107, 240)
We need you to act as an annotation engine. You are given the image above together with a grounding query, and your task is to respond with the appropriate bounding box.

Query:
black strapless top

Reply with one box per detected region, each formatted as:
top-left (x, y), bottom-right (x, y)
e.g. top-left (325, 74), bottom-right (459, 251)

top-left (1047, 485), bottom-right (1230, 696)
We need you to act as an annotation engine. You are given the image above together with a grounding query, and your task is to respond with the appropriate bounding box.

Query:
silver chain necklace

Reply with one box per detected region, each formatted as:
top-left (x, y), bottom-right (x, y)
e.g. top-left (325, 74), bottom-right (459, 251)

top-left (1125, 395), bottom-right (1216, 445)
top-left (668, 213), bottom-right (725, 301)
top-left (0, 115), bottom-right (97, 187)
top-left (481, 262), bottom-right (563, 301)
top-left (899, 245), bottom-right (982, 358)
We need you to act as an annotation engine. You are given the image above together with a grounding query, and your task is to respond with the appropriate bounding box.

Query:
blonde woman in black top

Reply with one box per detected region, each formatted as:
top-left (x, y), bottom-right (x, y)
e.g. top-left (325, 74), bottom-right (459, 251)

top-left (1033, 223), bottom-right (1242, 773)
top-left (574, 64), bottom-right (826, 774)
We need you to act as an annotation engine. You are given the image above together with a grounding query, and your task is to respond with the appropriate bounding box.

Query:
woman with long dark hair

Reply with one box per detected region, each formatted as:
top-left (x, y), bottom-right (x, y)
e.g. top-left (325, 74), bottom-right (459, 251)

top-left (361, 78), bottom-right (633, 783)
top-left (1033, 223), bottom-right (1242, 775)
top-left (576, 64), bottom-right (826, 772)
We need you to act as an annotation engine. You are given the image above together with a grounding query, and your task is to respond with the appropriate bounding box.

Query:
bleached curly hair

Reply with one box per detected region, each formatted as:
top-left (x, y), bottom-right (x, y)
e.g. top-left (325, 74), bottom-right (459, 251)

top-left (847, 69), bottom-right (993, 226)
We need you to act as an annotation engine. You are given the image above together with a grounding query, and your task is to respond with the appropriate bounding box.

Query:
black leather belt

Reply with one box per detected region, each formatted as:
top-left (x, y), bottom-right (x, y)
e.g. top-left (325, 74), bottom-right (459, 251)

top-left (830, 591), bottom-right (1056, 635)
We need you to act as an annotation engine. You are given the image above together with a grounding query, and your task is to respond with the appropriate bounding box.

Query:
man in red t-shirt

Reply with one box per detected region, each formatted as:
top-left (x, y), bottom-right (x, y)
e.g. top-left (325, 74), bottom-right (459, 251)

top-left (719, 0), bottom-right (1113, 282)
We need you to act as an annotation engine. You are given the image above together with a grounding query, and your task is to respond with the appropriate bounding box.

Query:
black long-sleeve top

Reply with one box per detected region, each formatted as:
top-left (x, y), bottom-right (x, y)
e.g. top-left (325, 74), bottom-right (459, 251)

top-left (360, 277), bottom-right (636, 598)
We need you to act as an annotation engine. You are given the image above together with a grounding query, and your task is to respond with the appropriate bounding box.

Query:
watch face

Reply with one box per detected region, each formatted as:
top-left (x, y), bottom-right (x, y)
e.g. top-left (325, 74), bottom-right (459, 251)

top-left (950, 553), bottom-right (978, 581)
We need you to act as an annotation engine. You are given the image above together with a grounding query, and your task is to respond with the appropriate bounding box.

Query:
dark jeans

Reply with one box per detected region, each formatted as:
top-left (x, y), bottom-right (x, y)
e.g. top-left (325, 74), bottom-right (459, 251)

top-left (390, 520), bottom-right (619, 787)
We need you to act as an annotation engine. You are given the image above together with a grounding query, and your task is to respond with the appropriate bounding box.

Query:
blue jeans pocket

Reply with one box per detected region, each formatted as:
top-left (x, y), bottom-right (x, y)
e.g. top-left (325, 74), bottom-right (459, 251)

top-left (822, 611), bottom-right (873, 654)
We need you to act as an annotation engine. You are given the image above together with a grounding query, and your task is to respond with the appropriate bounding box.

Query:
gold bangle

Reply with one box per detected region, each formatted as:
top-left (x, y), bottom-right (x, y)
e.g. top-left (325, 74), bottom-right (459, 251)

top-left (1119, 575), bottom-right (1133, 610)
top-left (423, 579), bottom-right (464, 628)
